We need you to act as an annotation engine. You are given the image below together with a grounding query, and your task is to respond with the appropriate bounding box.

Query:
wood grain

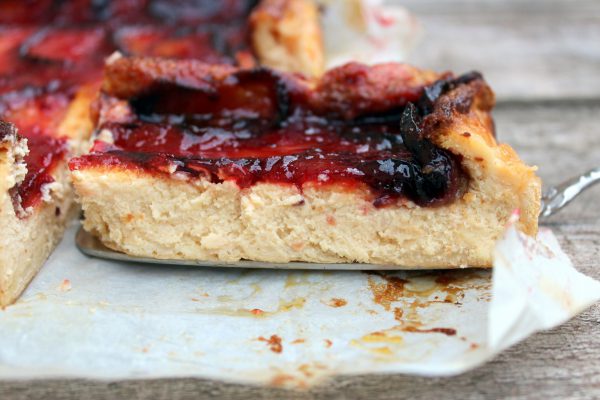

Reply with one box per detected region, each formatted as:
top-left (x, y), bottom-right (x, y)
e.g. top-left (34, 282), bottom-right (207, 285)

top-left (403, 0), bottom-right (600, 101)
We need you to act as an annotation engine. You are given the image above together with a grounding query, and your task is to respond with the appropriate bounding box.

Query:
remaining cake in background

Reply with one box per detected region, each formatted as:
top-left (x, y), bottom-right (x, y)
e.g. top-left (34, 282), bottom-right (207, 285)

top-left (0, 0), bottom-right (324, 306)
top-left (70, 57), bottom-right (541, 268)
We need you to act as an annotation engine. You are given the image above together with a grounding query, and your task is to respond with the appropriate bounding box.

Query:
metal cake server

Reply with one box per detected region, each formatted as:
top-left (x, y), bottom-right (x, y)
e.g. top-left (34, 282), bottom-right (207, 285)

top-left (76, 167), bottom-right (600, 268)
top-left (539, 167), bottom-right (600, 221)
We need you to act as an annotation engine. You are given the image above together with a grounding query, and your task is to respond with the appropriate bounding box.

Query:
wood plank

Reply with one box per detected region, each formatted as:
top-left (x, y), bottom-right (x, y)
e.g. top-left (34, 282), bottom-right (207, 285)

top-left (1, 101), bottom-right (599, 399)
top-left (398, 0), bottom-right (600, 101)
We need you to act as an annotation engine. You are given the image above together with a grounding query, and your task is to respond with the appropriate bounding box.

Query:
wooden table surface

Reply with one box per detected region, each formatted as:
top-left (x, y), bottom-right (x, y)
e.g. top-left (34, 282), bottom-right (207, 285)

top-left (2, 1), bottom-right (599, 399)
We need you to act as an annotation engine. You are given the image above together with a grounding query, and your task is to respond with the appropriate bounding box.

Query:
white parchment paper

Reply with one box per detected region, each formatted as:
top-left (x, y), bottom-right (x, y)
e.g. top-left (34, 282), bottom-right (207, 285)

top-left (0, 219), bottom-right (598, 388)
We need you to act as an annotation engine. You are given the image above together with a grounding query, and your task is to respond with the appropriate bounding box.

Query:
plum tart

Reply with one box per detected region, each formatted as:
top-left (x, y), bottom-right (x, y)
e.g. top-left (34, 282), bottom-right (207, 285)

top-left (70, 57), bottom-right (541, 268)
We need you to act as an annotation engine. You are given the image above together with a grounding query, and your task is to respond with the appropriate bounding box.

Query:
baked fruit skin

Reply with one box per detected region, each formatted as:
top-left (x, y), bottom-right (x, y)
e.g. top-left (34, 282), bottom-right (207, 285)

top-left (70, 59), bottom-right (541, 268)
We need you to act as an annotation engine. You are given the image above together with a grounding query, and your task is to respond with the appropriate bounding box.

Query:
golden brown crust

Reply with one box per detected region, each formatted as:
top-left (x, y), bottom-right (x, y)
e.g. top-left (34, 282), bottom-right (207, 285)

top-left (250, 0), bottom-right (324, 77)
top-left (424, 78), bottom-right (541, 236)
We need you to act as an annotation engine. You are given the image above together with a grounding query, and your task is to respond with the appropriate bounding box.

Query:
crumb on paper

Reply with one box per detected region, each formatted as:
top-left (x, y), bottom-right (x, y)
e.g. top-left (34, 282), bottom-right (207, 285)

top-left (324, 339), bottom-right (333, 348)
top-left (326, 298), bottom-right (347, 308)
top-left (298, 364), bottom-right (314, 378)
top-left (270, 373), bottom-right (301, 388)
top-left (258, 335), bottom-right (283, 354)
top-left (393, 307), bottom-right (403, 320)
top-left (58, 279), bottom-right (71, 292)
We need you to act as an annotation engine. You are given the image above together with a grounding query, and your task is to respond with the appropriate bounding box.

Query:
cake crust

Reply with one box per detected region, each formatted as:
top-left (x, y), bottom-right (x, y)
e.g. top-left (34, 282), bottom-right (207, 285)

top-left (0, 121), bottom-right (77, 307)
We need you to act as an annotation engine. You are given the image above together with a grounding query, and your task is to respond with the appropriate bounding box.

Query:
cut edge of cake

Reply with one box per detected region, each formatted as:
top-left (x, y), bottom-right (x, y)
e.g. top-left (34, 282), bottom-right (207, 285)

top-left (0, 87), bottom-right (95, 307)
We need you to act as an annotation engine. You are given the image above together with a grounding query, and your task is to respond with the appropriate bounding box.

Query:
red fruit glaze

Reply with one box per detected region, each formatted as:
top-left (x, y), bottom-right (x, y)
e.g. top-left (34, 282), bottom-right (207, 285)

top-left (71, 65), bottom-right (475, 207)
top-left (16, 134), bottom-right (69, 212)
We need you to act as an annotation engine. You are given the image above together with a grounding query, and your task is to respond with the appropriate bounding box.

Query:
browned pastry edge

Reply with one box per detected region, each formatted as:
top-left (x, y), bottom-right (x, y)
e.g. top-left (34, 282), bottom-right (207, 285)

top-left (425, 78), bottom-right (540, 236)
